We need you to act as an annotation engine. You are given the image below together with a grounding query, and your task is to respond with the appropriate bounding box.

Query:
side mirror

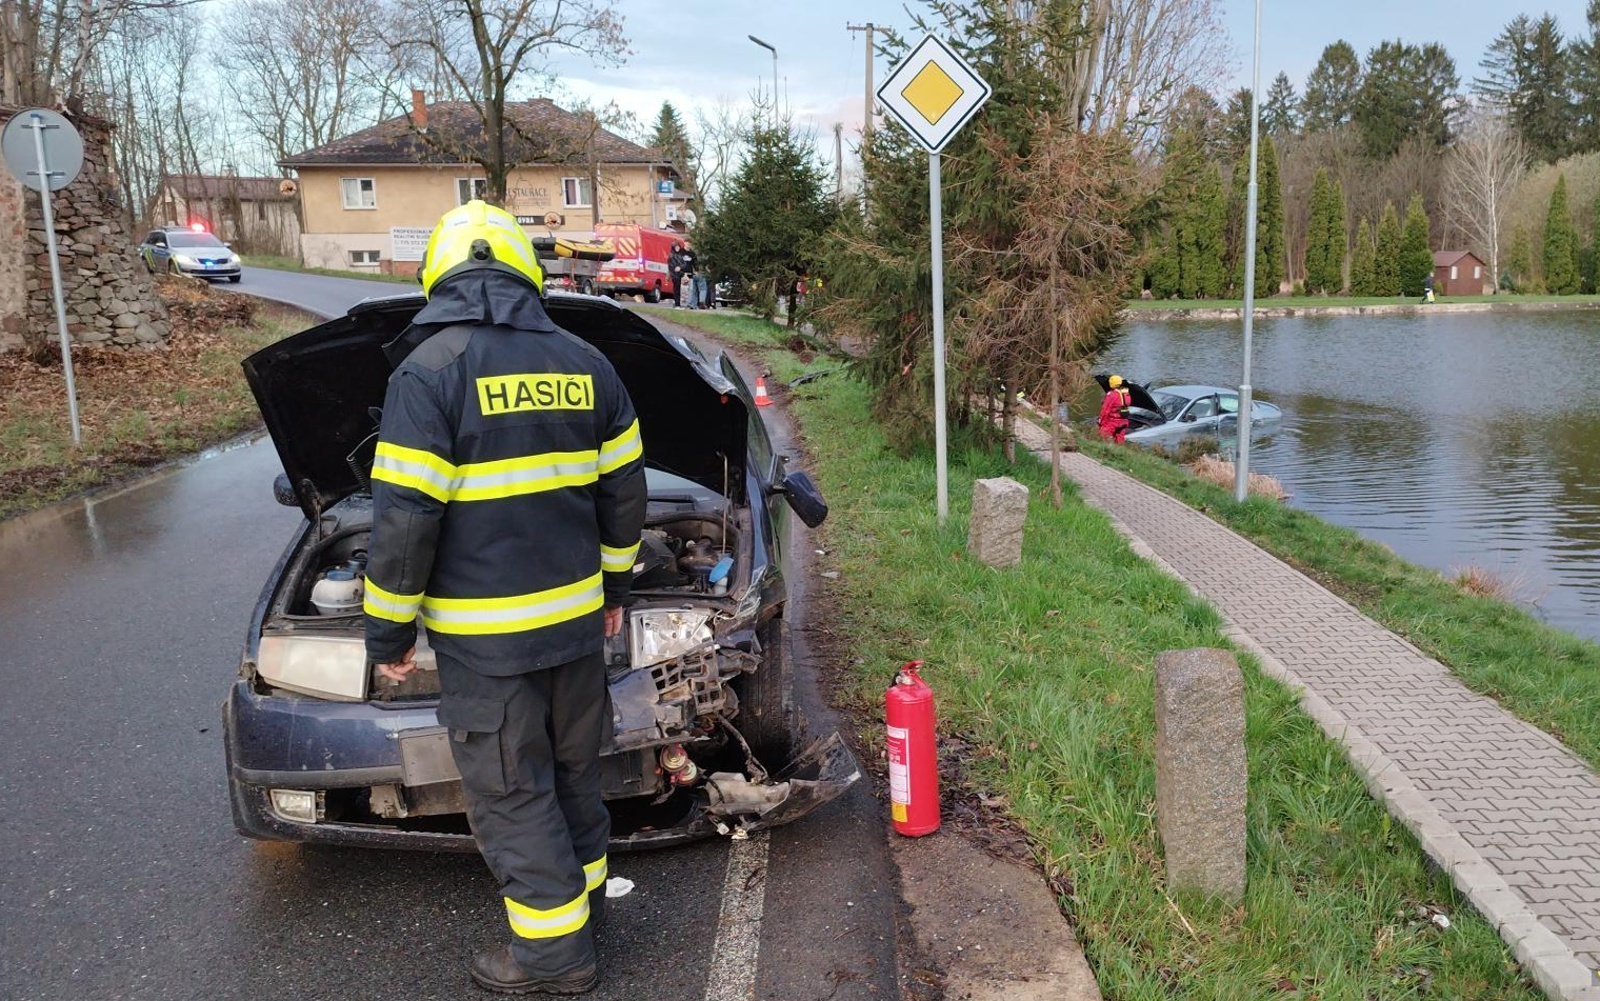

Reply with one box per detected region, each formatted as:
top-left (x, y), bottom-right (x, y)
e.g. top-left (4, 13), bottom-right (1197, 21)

top-left (774, 470), bottom-right (828, 528)
top-left (273, 473), bottom-right (299, 507)
top-left (1180, 413), bottom-right (1198, 423)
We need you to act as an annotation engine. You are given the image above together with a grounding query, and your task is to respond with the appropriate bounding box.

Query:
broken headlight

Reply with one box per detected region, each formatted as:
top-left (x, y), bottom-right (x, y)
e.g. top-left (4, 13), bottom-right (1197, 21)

top-left (256, 634), bottom-right (368, 701)
top-left (630, 608), bottom-right (713, 668)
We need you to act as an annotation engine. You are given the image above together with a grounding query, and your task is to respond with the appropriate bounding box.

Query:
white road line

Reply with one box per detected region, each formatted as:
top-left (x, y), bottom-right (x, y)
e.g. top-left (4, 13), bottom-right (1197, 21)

top-left (702, 833), bottom-right (770, 1001)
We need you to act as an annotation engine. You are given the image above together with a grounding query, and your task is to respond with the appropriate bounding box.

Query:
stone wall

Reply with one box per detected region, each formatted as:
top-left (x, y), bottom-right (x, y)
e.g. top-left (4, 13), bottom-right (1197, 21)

top-left (0, 107), bottom-right (170, 355)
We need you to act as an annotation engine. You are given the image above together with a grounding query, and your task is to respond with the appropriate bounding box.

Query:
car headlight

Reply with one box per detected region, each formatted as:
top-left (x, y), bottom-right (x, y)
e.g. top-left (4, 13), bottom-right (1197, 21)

top-left (229, 253), bottom-right (242, 264)
top-left (174, 253), bottom-right (197, 266)
top-left (256, 634), bottom-right (368, 701)
top-left (630, 608), bottom-right (713, 668)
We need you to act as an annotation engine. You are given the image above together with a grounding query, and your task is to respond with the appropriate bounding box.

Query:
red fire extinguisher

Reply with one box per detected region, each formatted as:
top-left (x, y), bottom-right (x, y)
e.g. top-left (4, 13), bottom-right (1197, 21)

top-left (885, 660), bottom-right (939, 836)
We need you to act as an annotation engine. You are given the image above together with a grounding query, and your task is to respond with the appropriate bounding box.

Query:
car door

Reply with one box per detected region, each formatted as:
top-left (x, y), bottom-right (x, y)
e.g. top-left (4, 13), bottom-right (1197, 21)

top-left (717, 353), bottom-right (787, 573)
top-left (1180, 395), bottom-right (1221, 432)
top-left (145, 231), bottom-right (170, 270)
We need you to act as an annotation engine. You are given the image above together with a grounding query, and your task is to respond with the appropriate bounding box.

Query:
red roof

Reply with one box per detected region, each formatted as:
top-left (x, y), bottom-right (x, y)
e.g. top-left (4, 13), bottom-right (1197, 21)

top-left (1432, 250), bottom-right (1482, 268)
top-left (164, 174), bottom-right (294, 202)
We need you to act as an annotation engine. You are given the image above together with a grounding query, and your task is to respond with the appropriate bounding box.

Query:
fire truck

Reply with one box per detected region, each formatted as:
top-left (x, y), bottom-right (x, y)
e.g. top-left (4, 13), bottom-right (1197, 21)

top-left (592, 223), bottom-right (686, 302)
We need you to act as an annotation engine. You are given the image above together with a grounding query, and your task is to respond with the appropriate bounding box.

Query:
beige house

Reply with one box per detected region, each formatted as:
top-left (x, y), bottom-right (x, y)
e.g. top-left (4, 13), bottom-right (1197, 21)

top-left (281, 94), bottom-right (691, 274)
top-left (152, 173), bottom-right (301, 256)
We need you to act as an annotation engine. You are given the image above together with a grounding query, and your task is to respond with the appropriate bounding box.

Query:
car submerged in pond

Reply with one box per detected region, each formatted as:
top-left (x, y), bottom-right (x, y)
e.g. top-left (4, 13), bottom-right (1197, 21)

top-left (225, 290), bottom-right (859, 851)
top-left (1095, 375), bottom-right (1283, 444)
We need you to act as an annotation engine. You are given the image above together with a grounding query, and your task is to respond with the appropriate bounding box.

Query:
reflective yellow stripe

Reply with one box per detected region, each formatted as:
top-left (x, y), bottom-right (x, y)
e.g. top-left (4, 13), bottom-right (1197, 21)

top-left (451, 450), bottom-right (599, 502)
top-left (363, 577), bottom-right (423, 624)
top-left (372, 442), bottom-right (456, 503)
top-left (600, 541), bottom-right (640, 574)
top-left (598, 420), bottom-right (643, 474)
top-left (420, 573), bottom-right (605, 636)
top-left (584, 855), bottom-right (608, 893)
top-left (504, 893), bottom-right (589, 940)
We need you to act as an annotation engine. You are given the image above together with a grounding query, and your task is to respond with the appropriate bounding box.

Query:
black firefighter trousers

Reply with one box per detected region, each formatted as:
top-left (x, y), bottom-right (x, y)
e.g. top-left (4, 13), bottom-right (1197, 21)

top-left (436, 651), bottom-right (611, 978)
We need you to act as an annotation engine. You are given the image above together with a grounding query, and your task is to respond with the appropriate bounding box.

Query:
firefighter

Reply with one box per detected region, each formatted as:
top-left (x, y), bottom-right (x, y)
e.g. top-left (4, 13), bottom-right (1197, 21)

top-left (364, 200), bottom-right (646, 995)
top-left (1099, 374), bottom-right (1133, 443)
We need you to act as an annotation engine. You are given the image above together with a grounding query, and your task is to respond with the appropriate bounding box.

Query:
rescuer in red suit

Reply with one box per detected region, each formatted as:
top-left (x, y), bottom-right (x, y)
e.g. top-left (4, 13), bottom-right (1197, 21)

top-left (1099, 374), bottom-right (1133, 443)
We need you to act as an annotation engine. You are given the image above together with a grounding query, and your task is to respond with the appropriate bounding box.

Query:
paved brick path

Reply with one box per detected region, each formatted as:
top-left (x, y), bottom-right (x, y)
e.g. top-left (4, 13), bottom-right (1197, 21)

top-left (1014, 423), bottom-right (1600, 999)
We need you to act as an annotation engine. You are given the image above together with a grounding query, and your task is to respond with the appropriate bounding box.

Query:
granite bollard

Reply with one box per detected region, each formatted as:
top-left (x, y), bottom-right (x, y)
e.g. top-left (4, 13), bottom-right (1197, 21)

top-left (1154, 648), bottom-right (1247, 903)
top-left (967, 477), bottom-right (1029, 567)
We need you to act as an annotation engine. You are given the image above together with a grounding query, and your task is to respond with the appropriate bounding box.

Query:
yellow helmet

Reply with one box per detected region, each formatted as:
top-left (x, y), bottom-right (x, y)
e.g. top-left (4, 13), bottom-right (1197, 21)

top-left (1108, 374), bottom-right (1124, 388)
top-left (418, 200), bottom-right (544, 297)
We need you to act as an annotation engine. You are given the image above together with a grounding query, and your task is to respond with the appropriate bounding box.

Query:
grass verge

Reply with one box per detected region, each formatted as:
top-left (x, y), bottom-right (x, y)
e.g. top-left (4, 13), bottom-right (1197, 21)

top-left (1083, 437), bottom-right (1600, 771)
top-left (0, 300), bottom-right (306, 520)
top-left (658, 307), bottom-right (1537, 999)
top-left (249, 254), bottom-right (416, 284)
top-left (1123, 293), bottom-right (1600, 313)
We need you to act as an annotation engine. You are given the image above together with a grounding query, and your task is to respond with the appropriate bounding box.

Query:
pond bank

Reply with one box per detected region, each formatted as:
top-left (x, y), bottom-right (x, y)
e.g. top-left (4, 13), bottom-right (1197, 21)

top-left (1128, 297), bottom-right (1600, 320)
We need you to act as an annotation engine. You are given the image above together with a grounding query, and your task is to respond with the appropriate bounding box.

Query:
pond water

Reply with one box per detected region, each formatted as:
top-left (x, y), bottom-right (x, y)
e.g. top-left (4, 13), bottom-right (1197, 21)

top-left (1095, 311), bottom-right (1600, 641)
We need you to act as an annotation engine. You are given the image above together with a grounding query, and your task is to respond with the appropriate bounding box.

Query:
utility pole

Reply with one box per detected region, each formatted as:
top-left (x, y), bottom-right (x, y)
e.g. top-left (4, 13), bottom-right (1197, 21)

top-left (846, 22), bottom-right (876, 137)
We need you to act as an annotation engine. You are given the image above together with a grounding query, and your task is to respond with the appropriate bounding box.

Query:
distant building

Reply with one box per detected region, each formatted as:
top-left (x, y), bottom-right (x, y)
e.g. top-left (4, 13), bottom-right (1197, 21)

top-left (152, 174), bottom-right (301, 257)
top-left (279, 91), bottom-right (692, 274)
top-left (1432, 250), bottom-right (1489, 296)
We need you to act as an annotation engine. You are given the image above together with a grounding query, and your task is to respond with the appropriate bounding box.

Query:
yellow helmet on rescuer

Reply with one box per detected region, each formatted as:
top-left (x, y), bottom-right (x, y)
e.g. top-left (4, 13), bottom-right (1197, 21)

top-left (418, 200), bottom-right (544, 297)
top-left (1108, 374), bottom-right (1124, 388)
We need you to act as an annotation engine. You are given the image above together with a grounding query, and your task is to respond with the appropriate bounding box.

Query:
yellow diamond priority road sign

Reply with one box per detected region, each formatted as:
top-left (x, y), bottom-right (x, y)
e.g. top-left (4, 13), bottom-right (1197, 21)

top-left (877, 35), bottom-right (991, 153)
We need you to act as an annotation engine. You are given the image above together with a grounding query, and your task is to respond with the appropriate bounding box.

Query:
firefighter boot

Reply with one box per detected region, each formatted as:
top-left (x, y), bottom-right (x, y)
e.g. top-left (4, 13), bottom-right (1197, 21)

top-left (470, 945), bottom-right (598, 995)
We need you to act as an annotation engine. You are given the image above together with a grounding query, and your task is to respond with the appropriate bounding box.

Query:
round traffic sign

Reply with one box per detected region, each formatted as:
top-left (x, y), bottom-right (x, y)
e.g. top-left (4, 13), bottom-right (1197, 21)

top-left (2, 108), bottom-right (84, 192)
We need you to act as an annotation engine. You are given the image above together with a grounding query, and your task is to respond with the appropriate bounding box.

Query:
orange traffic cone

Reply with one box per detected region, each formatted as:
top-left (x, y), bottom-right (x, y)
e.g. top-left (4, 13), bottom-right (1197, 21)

top-left (754, 376), bottom-right (773, 407)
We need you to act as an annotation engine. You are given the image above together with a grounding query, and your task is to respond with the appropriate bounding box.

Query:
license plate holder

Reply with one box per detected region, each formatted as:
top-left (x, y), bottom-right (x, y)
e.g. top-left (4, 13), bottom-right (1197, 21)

top-left (396, 725), bottom-right (461, 787)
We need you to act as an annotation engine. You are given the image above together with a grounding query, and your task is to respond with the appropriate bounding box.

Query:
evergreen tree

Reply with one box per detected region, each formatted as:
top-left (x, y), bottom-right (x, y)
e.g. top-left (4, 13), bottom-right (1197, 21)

top-left (1221, 87), bottom-right (1254, 160)
top-left (1400, 194), bottom-right (1433, 296)
top-left (1475, 15), bottom-right (1534, 109)
top-left (694, 116), bottom-right (836, 319)
top-left (1191, 165), bottom-right (1229, 297)
top-left (1264, 72), bottom-right (1300, 135)
top-left (1570, 2), bottom-right (1600, 153)
top-left (1507, 226), bottom-right (1534, 289)
top-left (1227, 133), bottom-right (1284, 296)
top-left (1355, 40), bottom-right (1460, 157)
top-left (1477, 14), bottom-right (1574, 162)
top-left (649, 101), bottom-right (697, 206)
top-left (1304, 169), bottom-right (1336, 293)
top-left (1350, 216), bottom-right (1377, 295)
top-left (1375, 202), bottom-right (1403, 295)
top-left (1543, 173), bottom-right (1580, 294)
top-left (1302, 41), bottom-right (1362, 132)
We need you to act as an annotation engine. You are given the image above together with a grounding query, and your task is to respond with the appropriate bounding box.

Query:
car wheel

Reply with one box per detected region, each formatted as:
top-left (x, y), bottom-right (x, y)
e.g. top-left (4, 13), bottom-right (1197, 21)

top-left (646, 283), bottom-right (661, 303)
top-left (581, 278), bottom-right (595, 296)
top-left (228, 275), bottom-right (241, 283)
top-left (736, 618), bottom-right (796, 764)
top-left (167, 260), bottom-right (180, 275)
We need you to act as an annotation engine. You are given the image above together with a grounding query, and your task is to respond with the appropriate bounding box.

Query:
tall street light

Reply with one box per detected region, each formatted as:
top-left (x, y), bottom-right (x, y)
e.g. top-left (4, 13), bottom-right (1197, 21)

top-left (748, 34), bottom-right (778, 120)
top-left (1234, 0), bottom-right (1263, 503)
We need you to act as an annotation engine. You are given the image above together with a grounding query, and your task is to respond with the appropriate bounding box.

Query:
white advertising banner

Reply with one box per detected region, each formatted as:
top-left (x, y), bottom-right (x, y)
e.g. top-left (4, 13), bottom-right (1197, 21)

top-left (390, 227), bottom-right (432, 262)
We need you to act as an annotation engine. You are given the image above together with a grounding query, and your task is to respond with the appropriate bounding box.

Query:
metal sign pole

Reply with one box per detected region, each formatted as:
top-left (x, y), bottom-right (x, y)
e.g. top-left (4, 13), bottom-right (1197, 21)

top-left (29, 112), bottom-right (81, 446)
top-left (929, 150), bottom-right (949, 523)
top-left (1233, 0), bottom-right (1263, 502)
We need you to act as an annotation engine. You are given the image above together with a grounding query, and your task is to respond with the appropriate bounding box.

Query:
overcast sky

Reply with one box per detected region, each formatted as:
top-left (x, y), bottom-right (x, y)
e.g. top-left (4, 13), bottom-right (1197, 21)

top-left (544, 0), bottom-right (1596, 145)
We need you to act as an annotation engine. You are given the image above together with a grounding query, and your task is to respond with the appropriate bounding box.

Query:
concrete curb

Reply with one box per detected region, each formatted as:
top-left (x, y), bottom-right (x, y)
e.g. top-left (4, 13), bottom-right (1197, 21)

top-left (1011, 424), bottom-right (1598, 1000)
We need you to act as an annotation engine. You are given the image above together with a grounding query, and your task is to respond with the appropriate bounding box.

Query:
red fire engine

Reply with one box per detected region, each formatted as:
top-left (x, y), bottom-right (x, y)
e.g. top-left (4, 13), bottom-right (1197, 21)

top-left (592, 223), bottom-right (685, 302)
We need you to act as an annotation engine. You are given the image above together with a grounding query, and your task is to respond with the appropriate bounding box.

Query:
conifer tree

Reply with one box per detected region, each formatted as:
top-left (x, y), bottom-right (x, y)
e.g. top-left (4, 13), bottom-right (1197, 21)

top-left (1399, 195), bottom-right (1434, 296)
top-left (1350, 216), bottom-right (1377, 295)
top-left (649, 101), bottom-right (696, 199)
top-left (1304, 169), bottom-right (1345, 293)
top-left (1375, 202), bottom-right (1403, 295)
top-left (1192, 165), bottom-right (1228, 297)
top-left (1543, 173), bottom-right (1580, 293)
top-left (1507, 226), bottom-right (1533, 289)
top-left (1228, 133), bottom-right (1284, 296)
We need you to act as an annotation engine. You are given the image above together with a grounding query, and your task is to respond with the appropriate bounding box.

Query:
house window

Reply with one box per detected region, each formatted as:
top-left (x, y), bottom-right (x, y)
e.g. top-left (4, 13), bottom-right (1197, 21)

top-left (1474, 265), bottom-right (1482, 279)
top-left (349, 250), bottom-right (381, 268)
top-left (1450, 265), bottom-right (1459, 280)
top-left (456, 177), bottom-right (488, 204)
top-left (562, 177), bottom-right (592, 208)
top-left (341, 177), bottom-right (376, 210)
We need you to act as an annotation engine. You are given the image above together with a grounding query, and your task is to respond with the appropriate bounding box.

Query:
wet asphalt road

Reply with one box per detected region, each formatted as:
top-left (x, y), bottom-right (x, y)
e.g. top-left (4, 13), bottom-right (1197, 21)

top-left (0, 270), bottom-right (899, 1000)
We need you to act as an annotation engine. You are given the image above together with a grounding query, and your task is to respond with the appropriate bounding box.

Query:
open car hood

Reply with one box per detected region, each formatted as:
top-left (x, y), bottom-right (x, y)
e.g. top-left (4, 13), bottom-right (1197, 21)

top-left (1093, 373), bottom-right (1162, 416)
top-left (244, 292), bottom-right (748, 521)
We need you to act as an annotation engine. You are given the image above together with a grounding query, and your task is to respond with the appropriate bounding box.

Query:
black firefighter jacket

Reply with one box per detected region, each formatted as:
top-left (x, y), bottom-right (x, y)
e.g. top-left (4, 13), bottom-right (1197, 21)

top-left (362, 272), bottom-right (647, 675)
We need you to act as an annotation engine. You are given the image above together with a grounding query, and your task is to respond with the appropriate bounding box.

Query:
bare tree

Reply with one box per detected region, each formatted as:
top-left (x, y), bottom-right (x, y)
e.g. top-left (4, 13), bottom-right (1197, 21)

top-left (1067, 0), bottom-right (1234, 139)
top-left (385, 0), bottom-right (628, 205)
top-left (1, 0), bottom-right (211, 106)
top-left (691, 98), bottom-right (747, 210)
top-left (1446, 109), bottom-right (1528, 293)
top-left (216, 0), bottom-right (390, 164)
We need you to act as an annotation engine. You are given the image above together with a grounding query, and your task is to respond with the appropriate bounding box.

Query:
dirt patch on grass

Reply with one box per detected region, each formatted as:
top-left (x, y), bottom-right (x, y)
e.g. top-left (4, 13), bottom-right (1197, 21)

top-left (1, 280), bottom-right (311, 519)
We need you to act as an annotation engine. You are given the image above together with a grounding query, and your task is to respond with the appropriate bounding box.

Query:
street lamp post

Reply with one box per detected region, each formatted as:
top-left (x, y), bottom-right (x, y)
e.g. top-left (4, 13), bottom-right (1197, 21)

top-left (748, 34), bottom-right (778, 119)
top-left (1234, 0), bottom-right (1264, 503)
